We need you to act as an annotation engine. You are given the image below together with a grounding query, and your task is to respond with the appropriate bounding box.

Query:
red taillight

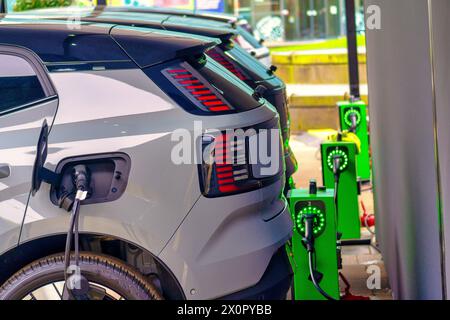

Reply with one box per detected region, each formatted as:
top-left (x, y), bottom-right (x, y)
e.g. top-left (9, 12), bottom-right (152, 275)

top-left (213, 133), bottom-right (249, 193)
top-left (207, 48), bottom-right (249, 81)
top-left (199, 119), bottom-right (283, 197)
top-left (163, 63), bottom-right (233, 113)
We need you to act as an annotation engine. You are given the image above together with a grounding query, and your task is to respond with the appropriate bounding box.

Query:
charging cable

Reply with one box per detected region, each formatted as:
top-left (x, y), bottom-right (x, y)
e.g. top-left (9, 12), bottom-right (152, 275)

top-left (63, 165), bottom-right (90, 300)
top-left (348, 112), bottom-right (358, 133)
top-left (333, 155), bottom-right (342, 226)
top-left (302, 214), bottom-right (337, 301)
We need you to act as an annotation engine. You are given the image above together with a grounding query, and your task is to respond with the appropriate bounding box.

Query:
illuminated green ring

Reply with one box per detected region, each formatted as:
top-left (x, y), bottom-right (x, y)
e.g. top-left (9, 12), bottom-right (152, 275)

top-left (327, 149), bottom-right (349, 172)
top-left (293, 205), bottom-right (326, 236)
top-left (344, 109), bottom-right (362, 127)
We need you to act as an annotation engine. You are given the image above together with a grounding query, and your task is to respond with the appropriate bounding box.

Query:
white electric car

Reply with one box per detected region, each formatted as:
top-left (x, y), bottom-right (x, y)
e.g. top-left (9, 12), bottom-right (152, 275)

top-left (0, 19), bottom-right (292, 300)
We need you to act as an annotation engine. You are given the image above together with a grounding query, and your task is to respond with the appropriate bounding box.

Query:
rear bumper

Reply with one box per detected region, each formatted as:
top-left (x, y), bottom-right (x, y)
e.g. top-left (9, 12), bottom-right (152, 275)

top-left (217, 247), bottom-right (293, 300)
top-left (158, 179), bottom-right (293, 300)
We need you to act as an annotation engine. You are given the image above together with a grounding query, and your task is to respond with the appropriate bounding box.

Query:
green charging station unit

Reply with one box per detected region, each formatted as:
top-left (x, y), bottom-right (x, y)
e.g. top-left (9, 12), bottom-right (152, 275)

top-left (338, 100), bottom-right (371, 181)
top-left (289, 186), bottom-right (340, 300)
top-left (321, 141), bottom-right (361, 240)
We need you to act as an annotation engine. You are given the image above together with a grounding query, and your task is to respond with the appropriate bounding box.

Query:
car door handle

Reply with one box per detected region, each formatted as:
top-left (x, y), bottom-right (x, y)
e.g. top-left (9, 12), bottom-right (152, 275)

top-left (0, 164), bottom-right (11, 179)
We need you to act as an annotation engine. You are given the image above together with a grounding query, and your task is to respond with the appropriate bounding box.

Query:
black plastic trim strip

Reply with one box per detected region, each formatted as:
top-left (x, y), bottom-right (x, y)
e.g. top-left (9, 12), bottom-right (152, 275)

top-left (216, 247), bottom-right (293, 300)
top-left (0, 95), bottom-right (58, 117)
top-left (46, 61), bottom-right (137, 72)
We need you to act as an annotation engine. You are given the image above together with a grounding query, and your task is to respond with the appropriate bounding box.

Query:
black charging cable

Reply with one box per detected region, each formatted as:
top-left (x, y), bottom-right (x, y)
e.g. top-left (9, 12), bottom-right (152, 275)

top-left (302, 214), bottom-right (337, 301)
top-left (63, 165), bottom-right (90, 300)
top-left (333, 155), bottom-right (342, 224)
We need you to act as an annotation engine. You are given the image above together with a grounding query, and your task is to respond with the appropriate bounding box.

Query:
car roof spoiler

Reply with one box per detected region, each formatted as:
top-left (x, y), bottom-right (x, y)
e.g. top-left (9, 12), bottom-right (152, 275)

top-left (110, 25), bottom-right (220, 68)
top-left (103, 6), bottom-right (239, 25)
top-left (76, 10), bottom-right (238, 43)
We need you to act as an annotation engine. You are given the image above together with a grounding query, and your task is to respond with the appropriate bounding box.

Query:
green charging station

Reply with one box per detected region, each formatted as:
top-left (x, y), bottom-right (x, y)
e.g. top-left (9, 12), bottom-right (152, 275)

top-left (338, 99), bottom-right (371, 181)
top-left (321, 141), bottom-right (361, 240)
top-left (289, 185), bottom-right (340, 300)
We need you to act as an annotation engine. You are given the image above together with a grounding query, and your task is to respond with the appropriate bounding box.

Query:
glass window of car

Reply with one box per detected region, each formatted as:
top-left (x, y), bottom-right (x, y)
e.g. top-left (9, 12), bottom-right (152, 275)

top-left (0, 54), bottom-right (46, 113)
top-left (236, 26), bottom-right (263, 49)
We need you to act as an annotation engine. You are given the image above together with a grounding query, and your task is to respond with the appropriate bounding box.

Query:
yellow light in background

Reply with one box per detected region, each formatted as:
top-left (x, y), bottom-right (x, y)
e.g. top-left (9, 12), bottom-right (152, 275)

top-left (330, 5), bottom-right (338, 15)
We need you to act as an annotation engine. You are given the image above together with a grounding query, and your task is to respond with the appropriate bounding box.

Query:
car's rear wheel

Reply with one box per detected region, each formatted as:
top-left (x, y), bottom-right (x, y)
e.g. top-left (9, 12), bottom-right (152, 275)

top-left (0, 252), bottom-right (163, 300)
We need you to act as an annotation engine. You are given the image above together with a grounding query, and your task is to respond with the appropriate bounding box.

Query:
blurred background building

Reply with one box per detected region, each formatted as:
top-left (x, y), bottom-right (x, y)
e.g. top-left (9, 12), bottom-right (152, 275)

top-left (5, 0), bottom-right (365, 42)
top-left (225, 0), bottom-right (365, 42)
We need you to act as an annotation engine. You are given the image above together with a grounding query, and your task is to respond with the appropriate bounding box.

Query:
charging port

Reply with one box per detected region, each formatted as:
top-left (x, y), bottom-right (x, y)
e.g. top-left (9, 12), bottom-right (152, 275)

top-left (50, 153), bottom-right (131, 208)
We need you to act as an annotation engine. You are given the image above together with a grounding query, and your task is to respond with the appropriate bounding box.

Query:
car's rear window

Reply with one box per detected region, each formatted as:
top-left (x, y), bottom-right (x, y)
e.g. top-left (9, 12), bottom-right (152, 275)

top-left (236, 26), bottom-right (263, 49)
top-left (197, 56), bottom-right (262, 109)
top-left (225, 44), bottom-right (272, 81)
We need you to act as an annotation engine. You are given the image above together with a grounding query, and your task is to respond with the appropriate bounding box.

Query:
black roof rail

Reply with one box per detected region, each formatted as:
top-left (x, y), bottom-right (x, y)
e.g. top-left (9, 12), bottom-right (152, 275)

top-left (102, 6), bottom-right (238, 24)
top-left (75, 14), bottom-right (237, 43)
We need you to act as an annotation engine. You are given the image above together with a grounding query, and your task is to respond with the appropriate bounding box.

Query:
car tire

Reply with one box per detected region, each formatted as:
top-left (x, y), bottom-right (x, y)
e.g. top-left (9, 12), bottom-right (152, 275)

top-left (0, 252), bottom-right (163, 300)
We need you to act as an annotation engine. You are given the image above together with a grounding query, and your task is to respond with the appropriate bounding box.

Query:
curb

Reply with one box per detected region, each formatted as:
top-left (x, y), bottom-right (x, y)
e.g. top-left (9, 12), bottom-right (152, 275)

top-left (272, 52), bottom-right (367, 66)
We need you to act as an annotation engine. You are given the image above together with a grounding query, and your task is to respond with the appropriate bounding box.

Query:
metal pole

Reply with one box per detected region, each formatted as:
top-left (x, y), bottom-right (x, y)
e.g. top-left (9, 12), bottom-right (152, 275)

top-left (294, 0), bottom-right (301, 39)
top-left (250, 0), bottom-right (255, 31)
top-left (233, 0), bottom-right (239, 16)
top-left (339, 0), bottom-right (345, 36)
top-left (0, 0), bottom-right (6, 14)
top-left (309, 0), bottom-right (315, 38)
top-left (345, 0), bottom-right (360, 98)
top-left (280, 0), bottom-right (287, 41)
top-left (324, 0), bottom-right (329, 37)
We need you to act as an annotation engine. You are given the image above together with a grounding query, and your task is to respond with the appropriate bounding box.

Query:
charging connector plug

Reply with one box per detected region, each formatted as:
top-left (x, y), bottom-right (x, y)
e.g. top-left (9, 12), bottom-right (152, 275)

top-left (349, 113), bottom-right (358, 133)
top-left (333, 156), bottom-right (341, 180)
top-left (302, 211), bottom-right (337, 300)
top-left (73, 165), bottom-right (89, 193)
top-left (302, 214), bottom-right (316, 253)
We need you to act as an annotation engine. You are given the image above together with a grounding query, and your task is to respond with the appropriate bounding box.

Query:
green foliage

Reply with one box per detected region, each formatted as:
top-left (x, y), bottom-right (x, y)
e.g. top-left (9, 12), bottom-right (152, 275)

top-left (13, 0), bottom-right (74, 12)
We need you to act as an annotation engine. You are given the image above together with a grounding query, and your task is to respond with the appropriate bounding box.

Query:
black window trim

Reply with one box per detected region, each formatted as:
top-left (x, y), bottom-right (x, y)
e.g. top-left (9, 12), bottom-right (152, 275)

top-left (0, 44), bottom-right (57, 98)
top-left (0, 95), bottom-right (58, 117)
